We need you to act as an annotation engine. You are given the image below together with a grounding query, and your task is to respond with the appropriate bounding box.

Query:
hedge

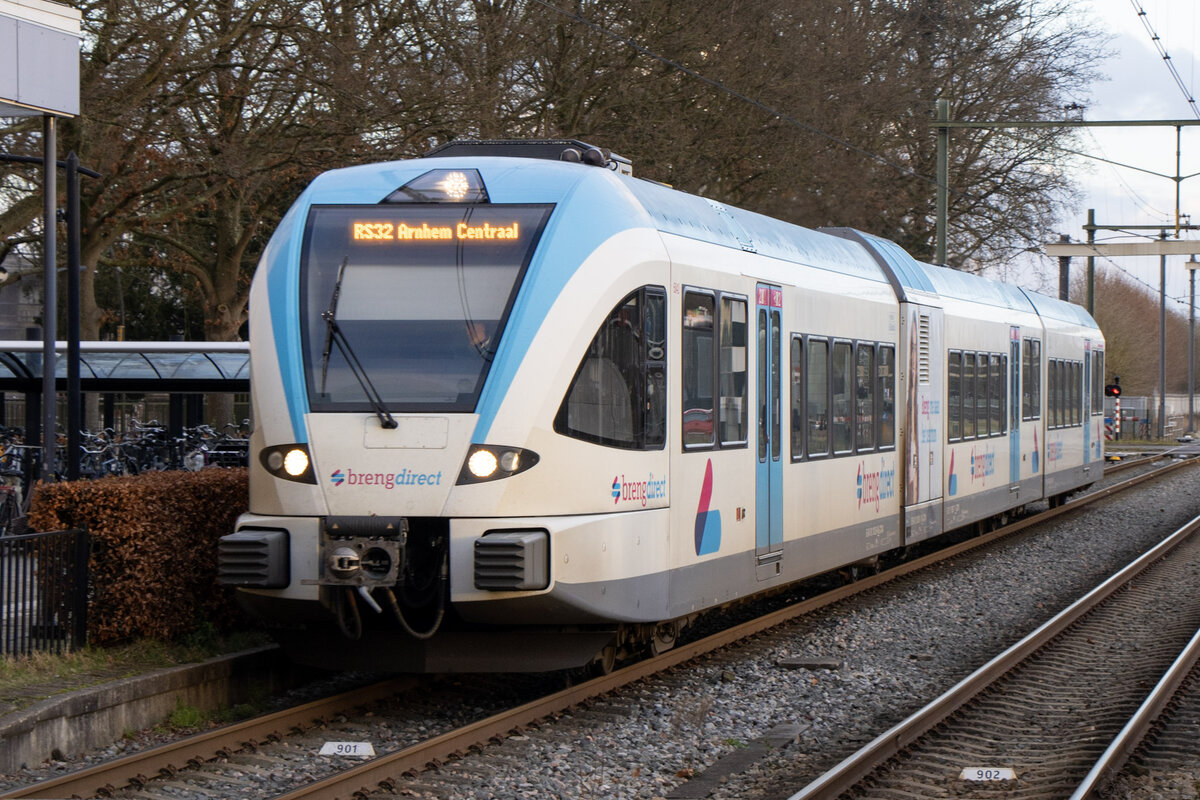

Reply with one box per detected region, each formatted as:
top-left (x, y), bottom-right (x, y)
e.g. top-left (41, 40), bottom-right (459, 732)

top-left (27, 468), bottom-right (249, 646)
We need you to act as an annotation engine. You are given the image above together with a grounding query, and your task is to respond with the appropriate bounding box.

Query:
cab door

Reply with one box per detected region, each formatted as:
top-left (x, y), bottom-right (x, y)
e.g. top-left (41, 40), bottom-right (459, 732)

top-left (755, 283), bottom-right (783, 575)
top-left (1009, 327), bottom-right (1021, 484)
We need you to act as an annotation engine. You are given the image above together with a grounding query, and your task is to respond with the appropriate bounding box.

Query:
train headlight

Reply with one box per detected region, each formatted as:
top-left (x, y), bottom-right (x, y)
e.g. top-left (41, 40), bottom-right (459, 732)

top-left (283, 448), bottom-right (310, 477)
top-left (468, 449), bottom-right (498, 479)
top-left (457, 444), bottom-right (539, 485)
top-left (384, 169), bottom-right (489, 204)
top-left (259, 443), bottom-right (317, 484)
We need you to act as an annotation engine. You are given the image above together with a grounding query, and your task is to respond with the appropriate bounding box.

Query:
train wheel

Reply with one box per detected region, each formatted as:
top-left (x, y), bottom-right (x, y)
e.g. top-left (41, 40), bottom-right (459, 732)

top-left (842, 556), bottom-right (881, 583)
top-left (649, 621), bottom-right (678, 656)
top-left (588, 644), bottom-right (617, 677)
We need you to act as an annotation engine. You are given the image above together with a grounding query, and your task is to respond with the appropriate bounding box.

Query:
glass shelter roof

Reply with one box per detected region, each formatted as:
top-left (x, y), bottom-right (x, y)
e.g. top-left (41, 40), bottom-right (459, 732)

top-left (0, 341), bottom-right (249, 392)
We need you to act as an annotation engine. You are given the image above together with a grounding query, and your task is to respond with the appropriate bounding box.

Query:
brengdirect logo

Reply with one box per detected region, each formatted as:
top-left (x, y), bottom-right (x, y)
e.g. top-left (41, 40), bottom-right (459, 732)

top-left (329, 467), bottom-right (443, 489)
top-left (856, 460), bottom-right (897, 512)
top-left (611, 473), bottom-right (667, 507)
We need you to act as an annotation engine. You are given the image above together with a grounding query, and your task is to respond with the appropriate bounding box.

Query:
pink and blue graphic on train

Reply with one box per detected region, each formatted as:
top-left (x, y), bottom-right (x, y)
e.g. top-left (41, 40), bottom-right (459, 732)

top-left (694, 459), bottom-right (721, 555)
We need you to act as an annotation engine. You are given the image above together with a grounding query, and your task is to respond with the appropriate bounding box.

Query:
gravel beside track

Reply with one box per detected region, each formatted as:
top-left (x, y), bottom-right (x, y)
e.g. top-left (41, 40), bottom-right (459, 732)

top-left (2, 460), bottom-right (1198, 800)
top-left (392, 464), bottom-right (1200, 800)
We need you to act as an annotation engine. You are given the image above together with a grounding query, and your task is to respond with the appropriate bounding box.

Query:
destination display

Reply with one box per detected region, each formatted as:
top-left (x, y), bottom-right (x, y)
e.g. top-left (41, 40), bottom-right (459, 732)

top-left (351, 219), bottom-right (521, 242)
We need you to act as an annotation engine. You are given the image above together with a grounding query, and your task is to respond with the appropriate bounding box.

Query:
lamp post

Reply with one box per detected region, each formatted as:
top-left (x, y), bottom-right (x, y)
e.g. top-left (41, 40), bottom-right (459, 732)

top-left (1189, 256), bottom-right (1200, 434)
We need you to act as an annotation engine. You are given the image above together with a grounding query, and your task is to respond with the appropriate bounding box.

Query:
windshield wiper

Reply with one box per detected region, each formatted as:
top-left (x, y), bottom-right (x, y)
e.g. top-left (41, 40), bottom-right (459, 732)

top-left (320, 257), bottom-right (398, 430)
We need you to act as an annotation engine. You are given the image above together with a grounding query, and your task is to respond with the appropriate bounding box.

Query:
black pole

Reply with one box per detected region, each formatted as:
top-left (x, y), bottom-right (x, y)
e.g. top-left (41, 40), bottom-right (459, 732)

top-left (24, 326), bottom-right (41, 458)
top-left (1057, 234), bottom-right (1071, 301)
top-left (41, 116), bottom-right (56, 483)
top-left (1160, 232), bottom-right (1168, 439)
top-left (67, 152), bottom-right (80, 480)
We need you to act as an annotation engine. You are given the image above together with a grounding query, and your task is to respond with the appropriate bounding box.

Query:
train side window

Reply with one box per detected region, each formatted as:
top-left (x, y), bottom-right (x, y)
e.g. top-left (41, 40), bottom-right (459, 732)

top-left (645, 290), bottom-right (667, 446)
top-left (948, 350), bottom-right (962, 441)
top-left (1051, 359), bottom-right (1062, 428)
top-left (989, 354), bottom-right (1003, 436)
top-left (1091, 351), bottom-right (1104, 415)
top-left (1072, 361), bottom-right (1082, 426)
top-left (1070, 360), bottom-right (1077, 426)
top-left (832, 340), bottom-right (853, 454)
top-left (976, 352), bottom-right (989, 437)
top-left (1047, 359), bottom-right (1055, 428)
top-left (878, 345), bottom-right (895, 449)
top-left (555, 286), bottom-right (666, 449)
top-left (963, 353), bottom-right (977, 439)
top-left (758, 308), bottom-right (768, 461)
top-left (719, 296), bottom-right (748, 446)
top-left (807, 338), bottom-right (829, 457)
top-left (790, 335), bottom-right (804, 460)
top-left (1023, 338), bottom-right (1041, 421)
top-left (1000, 355), bottom-right (1009, 434)
top-left (682, 291), bottom-right (716, 448)
top-left (855, 343), bottom-right (875, 451)
top-left (1065, 361), bottom-right (1074, 426)
top-left (1060, 360), bottom-right (1069, 428)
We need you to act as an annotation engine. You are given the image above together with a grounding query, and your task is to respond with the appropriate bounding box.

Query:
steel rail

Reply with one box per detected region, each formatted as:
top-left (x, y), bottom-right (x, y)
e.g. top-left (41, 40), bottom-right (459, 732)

top-left (0, 678), bottom-right (421, 800)
top-left (1070, 624), bottom-right (1200, 798)
top-left (787, 509), bottom-right (1200, 800)
top-left (4, 456), bottom-right (1193, 800)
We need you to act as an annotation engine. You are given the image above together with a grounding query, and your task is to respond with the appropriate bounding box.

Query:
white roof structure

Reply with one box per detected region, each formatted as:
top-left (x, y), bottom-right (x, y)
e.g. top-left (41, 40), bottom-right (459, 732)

top-left (0, 0), bottom-right (80, 117)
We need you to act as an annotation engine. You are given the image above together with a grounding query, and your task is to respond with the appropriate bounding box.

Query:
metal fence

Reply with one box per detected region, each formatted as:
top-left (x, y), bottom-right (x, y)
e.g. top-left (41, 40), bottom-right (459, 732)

top-left (1, 528), bottom-right (88, 656)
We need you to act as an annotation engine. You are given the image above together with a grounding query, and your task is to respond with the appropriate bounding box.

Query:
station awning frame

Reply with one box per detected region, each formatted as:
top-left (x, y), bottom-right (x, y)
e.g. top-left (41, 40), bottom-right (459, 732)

top-left (0, 341), bottom-right (249, 393)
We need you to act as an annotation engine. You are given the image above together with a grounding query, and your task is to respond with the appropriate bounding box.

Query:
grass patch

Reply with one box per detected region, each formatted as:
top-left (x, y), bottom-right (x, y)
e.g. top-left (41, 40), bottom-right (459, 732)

top-left (0, 630), bottom-right (272, 711)
top-left (166, 699), bottom-right (207, 730)
top-left (159, 695), bottom-right (266, 732)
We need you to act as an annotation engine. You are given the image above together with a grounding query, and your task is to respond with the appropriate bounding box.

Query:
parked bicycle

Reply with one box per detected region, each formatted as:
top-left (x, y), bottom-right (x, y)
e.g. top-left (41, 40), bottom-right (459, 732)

top-left (0, 420), bottom-right (250, 535)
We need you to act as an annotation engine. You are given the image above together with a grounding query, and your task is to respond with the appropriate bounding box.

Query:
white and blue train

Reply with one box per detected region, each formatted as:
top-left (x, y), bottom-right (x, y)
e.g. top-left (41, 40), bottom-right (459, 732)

top-left (219, 140), bottom-right (1105, 672)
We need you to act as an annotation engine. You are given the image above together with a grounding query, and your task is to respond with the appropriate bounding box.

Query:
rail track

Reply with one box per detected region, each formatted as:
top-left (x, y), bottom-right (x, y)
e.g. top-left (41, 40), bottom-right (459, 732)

top-left (788, 506), bottom-right (1200, 800)
top-left (2, 454), bottom-right (1195, 800)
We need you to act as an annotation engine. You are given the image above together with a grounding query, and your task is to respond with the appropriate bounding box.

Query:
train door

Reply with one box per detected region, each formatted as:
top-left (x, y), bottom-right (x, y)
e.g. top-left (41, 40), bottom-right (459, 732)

top-left (1009, 328), bottom-right (1021, 484)
top-left (755, 283), bottom-right (783, 576)
top-left (1083, 339), bottom-right (1093, 464)
top-left (901, 303), bottom-right (943, 543)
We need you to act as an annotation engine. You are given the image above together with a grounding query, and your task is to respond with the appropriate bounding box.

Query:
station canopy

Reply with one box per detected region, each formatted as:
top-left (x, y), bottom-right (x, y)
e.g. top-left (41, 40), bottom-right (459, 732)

top-left (0, 341), bottom-right (249, 393)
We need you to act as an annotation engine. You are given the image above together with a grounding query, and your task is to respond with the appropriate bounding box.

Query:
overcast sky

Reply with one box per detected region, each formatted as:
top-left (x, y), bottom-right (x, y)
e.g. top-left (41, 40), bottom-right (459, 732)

top-left (1022, 0), bottom-right (1200, 308)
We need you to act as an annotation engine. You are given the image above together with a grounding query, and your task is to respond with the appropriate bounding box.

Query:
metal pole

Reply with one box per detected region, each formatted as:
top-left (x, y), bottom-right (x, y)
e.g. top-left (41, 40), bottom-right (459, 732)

top-left (1058, 234), bottom-right (1071, 301)
top-left (41, 116), bottom-right (57, 483)
top-left (1160, 233), bottom-right (1167, 439)
top-left (1190, 265), bottom-right (1196, 433)
top-left (67, 152), bottom-right (81, 480)
top-left (1177, 126), bottom-right (1184, 237)
top-left (1086, 209), bottom-right (1096, 315)
top-left (936, 98), bottom-right (948, 266)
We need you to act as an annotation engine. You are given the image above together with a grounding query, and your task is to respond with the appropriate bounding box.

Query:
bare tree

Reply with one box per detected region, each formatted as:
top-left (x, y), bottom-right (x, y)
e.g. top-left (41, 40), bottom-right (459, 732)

top-left (0, 0), bottom-right (1110, 356)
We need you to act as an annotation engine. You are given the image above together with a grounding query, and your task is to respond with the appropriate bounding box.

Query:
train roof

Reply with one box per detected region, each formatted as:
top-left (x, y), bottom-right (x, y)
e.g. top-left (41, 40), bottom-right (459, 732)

top-left (293, 154), bottom-right (1099, 331)
top-left (1019, 286), bottom-right (1101, 328)
top-left (620, 179), bottom-right (891, 285)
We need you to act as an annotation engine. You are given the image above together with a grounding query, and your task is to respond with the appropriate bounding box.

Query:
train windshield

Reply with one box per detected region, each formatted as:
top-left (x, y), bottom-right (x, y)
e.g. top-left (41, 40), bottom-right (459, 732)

top-left (300, 204), bottom-right (553, 412)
